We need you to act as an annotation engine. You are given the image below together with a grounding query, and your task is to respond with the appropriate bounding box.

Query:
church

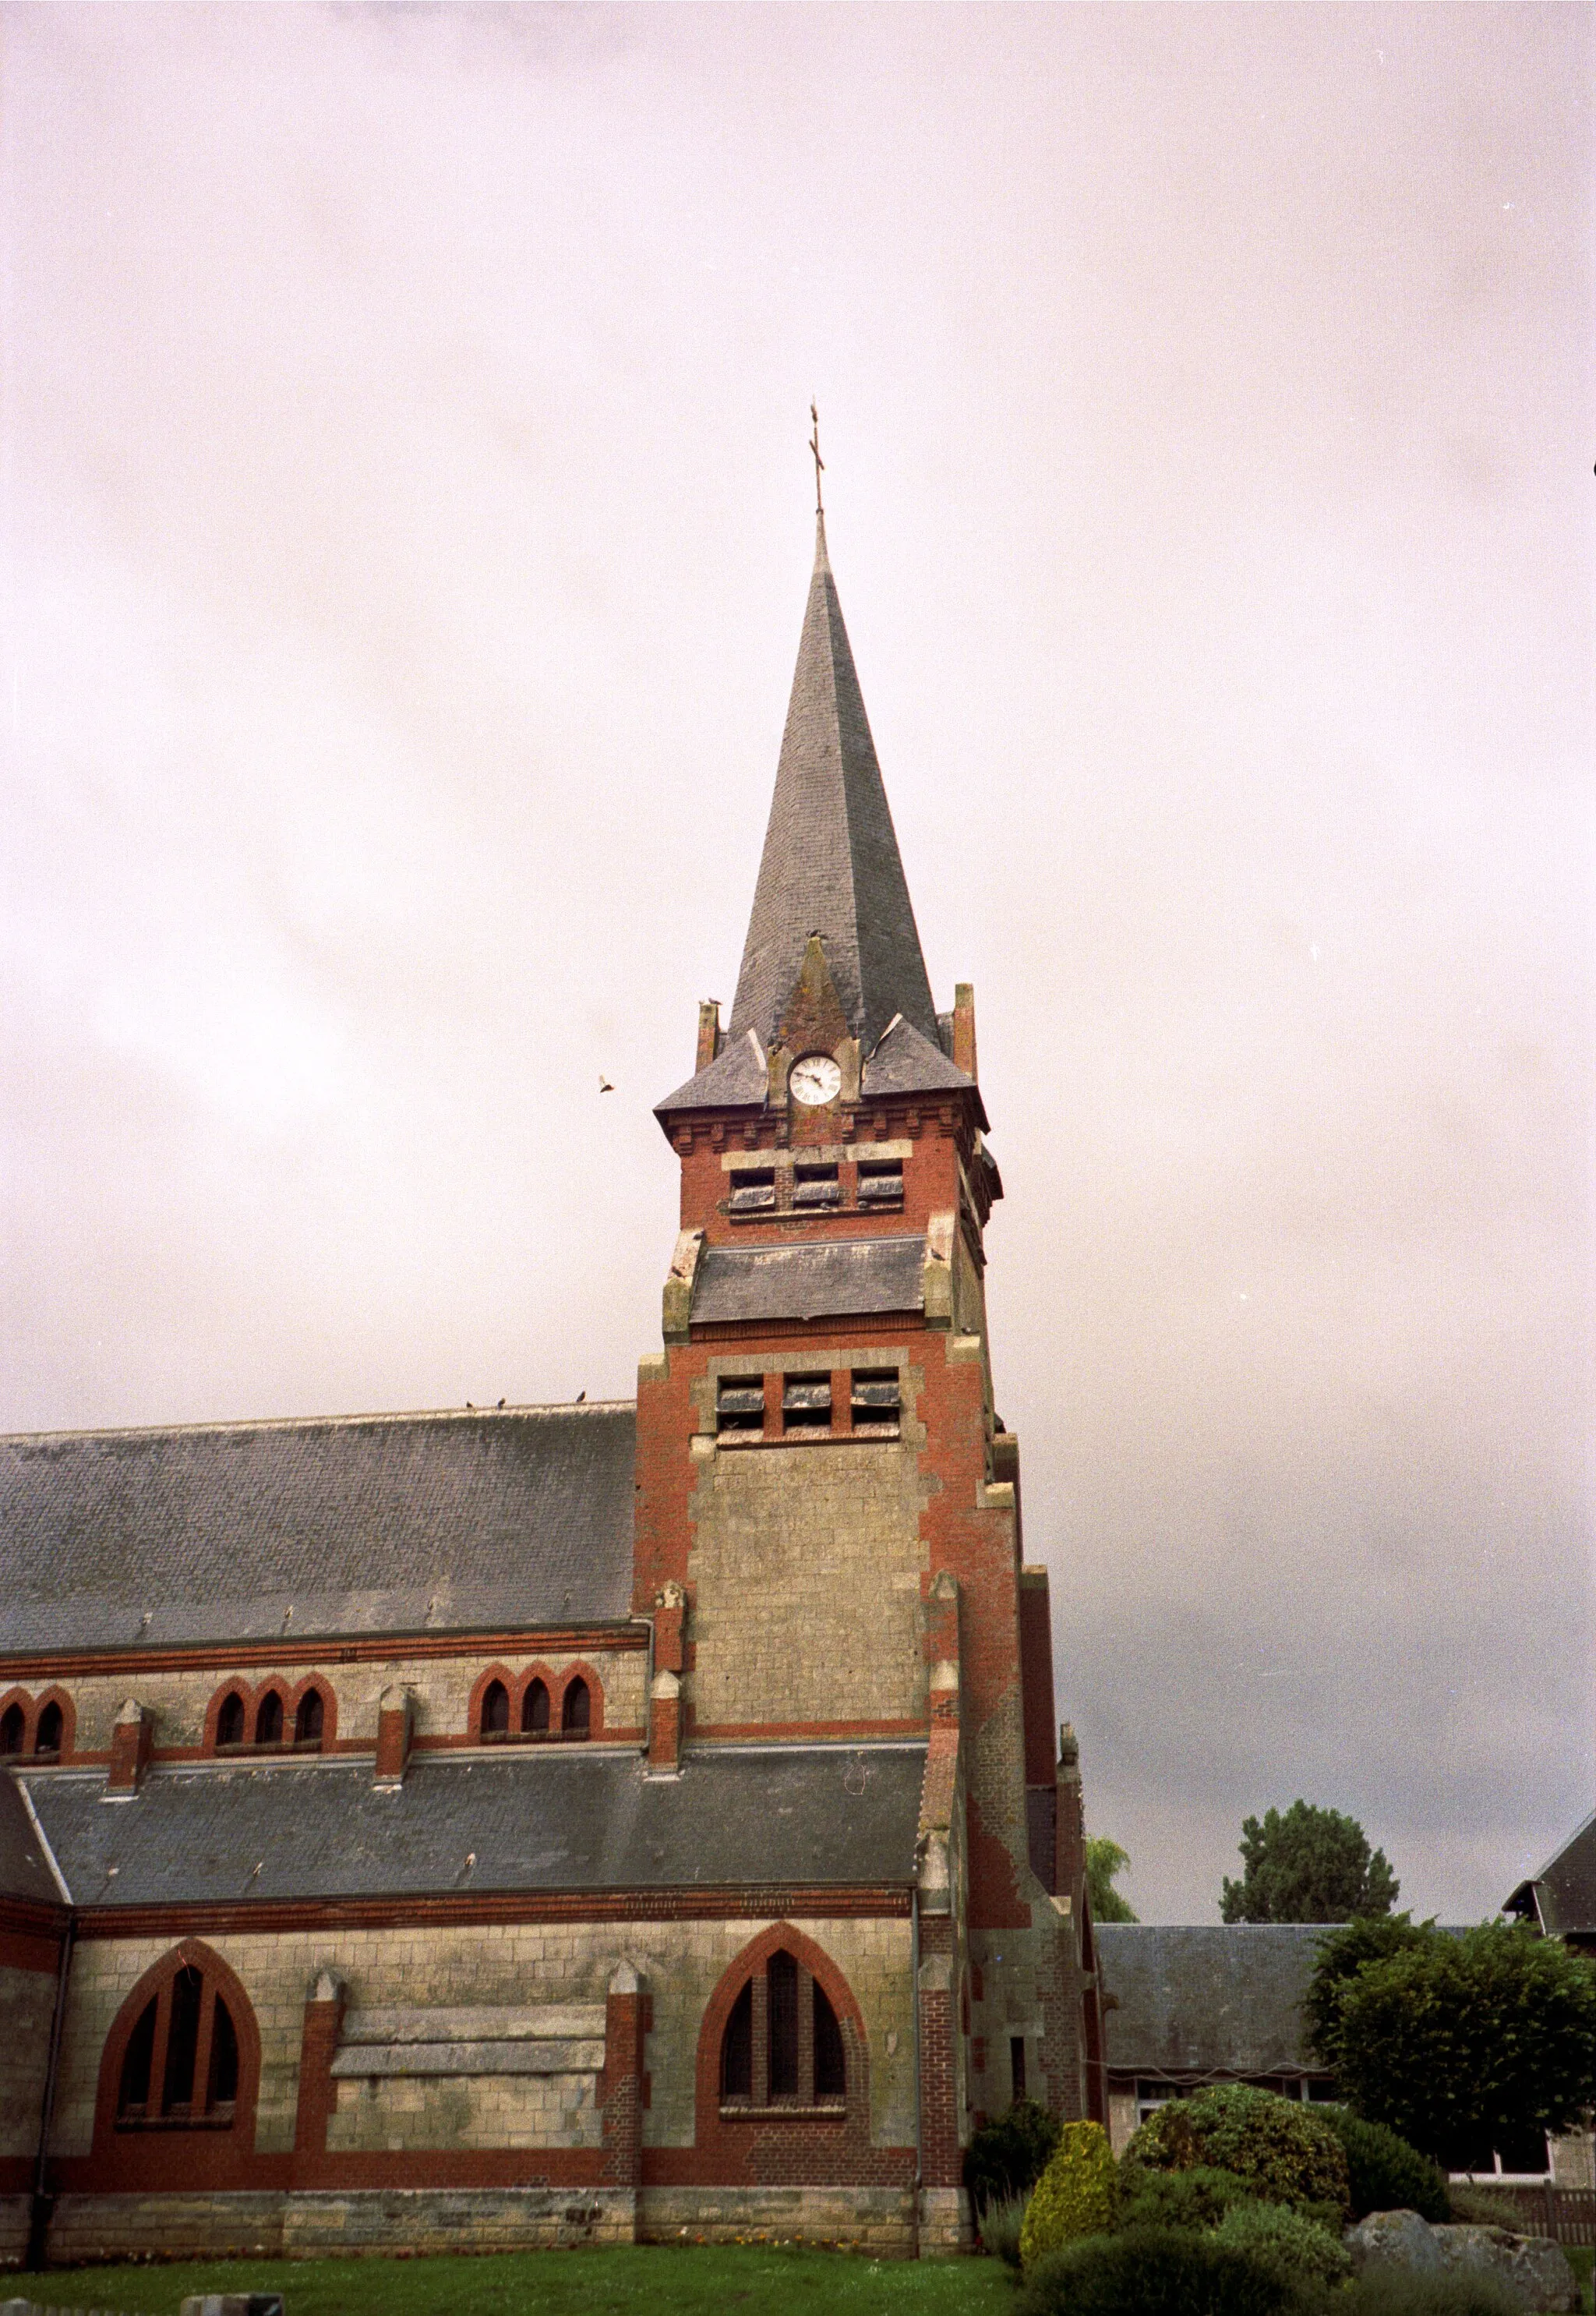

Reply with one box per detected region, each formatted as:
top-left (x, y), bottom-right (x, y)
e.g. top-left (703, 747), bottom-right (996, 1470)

top-left (0, 508), bottom-right (1106, 2267)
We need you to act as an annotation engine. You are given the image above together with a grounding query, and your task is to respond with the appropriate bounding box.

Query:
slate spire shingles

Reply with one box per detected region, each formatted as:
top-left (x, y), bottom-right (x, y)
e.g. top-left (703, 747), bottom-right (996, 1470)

top-left (727, 513), bottom-right (939, 1058)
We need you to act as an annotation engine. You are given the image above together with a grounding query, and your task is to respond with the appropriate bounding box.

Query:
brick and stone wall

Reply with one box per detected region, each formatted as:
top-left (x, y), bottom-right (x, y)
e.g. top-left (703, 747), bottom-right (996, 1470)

top-left (27, 1646), bottom-right (646, 1764)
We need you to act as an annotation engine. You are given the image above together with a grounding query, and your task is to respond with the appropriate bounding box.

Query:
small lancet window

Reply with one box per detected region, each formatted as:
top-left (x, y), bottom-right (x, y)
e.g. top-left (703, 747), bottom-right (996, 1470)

top-left (522, 1678), bottom-right (550, 1734)
top-left (768, 1949), bottom-right (800, 2095)
top-left (481, 1679), bottom-right (509, 1738)
top-left (34, 1699), bottom-right (64, 1756)
top-left (216, 1692), bottom-right (246, 1748)
top-left (562, 1677), bottom-right (591, 1737)
top-left (253, 1692), bottom-right (283, 1747)
top-left (293, 1689), bottom-right (324, 1748)
top-left (814, 1980), bottom-right (846, 2101)
top-left (0, 1702), bottom-right (25, 1756)
top-left (118, 1997), bottom-right (158, 2120)
top-left (721, 1978), bottom-right (754, 2100)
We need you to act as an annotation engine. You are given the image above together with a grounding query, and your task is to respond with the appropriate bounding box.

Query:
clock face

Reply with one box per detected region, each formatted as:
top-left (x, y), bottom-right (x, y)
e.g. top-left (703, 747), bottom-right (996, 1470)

top-left (789, 1052), bottom-right (842, 1107)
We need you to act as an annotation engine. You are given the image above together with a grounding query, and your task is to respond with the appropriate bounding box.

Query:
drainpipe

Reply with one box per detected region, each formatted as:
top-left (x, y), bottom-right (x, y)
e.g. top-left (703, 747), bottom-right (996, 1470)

top-left (910, 1884), bottom-right (922, 2258)
top-left (27, 1911), bottom-right (75, 2272)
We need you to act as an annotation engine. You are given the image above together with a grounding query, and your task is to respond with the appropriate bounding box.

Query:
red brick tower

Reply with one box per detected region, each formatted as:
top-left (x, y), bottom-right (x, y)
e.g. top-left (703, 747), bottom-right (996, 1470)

top-left (634, 513), bottom-right (1103, 2243)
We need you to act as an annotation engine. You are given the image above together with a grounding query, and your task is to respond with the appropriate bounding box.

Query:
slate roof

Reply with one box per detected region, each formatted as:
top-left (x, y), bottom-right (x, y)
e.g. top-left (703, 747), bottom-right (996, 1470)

top-left (656, 1014), bottom-right (981, 1120)
top-left (1097, 1924), bottom-right (1331, 2080)
top-left (1505, 1807), bottom-right (1596, 1936)
top-left (727, 516), bottom-right (940, 1061)
top-left (656, 1029), bottom-right (768, 1116)
top-left (0, 1768), bottom-right (64, 1911)
top-left (691, 1236), bottom-right (927, 1327)
top-left (14, 1742), bottom-right (927, 1907)
top-left (0, 1402), bottom-right (637, 1653)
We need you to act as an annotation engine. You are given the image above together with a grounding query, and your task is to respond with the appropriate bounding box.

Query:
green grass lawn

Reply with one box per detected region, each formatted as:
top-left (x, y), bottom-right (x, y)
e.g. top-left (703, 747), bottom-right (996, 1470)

top-left (1566, 2243), bottom-right (1593, 2314)
top-left (24, 2243), bottom-right (1015, 2316)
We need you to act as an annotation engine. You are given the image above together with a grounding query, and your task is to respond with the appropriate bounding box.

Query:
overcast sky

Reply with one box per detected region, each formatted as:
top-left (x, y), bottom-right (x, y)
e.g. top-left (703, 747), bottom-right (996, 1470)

top-left (2, 2), bottom-right (1590, 1924)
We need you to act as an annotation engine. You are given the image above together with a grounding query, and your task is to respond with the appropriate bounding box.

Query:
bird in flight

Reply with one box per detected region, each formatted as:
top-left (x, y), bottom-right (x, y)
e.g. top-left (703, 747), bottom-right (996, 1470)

top-left (598, 1074), bottom-right (615, 1094)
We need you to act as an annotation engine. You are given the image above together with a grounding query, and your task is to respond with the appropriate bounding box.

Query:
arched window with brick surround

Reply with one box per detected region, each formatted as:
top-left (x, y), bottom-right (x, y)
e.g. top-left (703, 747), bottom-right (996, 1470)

top-left (34, 1698), bottom-right (63, 1756)
top-left (293, 1687), bottom-right (324, 1748)
top-left (717, 1943), bottom-right (847, 2109)
top-left (109, 1947), bottom-right (251, 2130)
top-left (253, 1690), bottom-right (283, 1746)
top-left (521, 1678), bottom-right (549, 1734)
top-left (0, 1700), bottom-right (25, 1755)
top-left (215, 1689), bottom-right (245, 1748)
top-left (481, 1678), bottom-right (510, 1738)
top-left (561, 1676), bottom-right (591, 1737)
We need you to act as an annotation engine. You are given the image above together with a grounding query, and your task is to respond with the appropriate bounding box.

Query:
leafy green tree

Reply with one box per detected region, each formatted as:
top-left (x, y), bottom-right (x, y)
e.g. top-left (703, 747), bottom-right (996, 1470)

top-left (1220, 1802), bottom-right (1398, 1923)
top-left (1087, 1836), bottom-right (1139, 1923)
top-left (1305, 1916), bottom-right (1596, 2169)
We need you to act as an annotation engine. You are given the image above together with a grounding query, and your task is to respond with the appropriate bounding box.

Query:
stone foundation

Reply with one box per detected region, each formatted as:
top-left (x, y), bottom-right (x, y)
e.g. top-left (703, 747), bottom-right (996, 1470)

top-left (640, 2184), bottom-right (918, 2254)
top-left (0, 2196), bottom-right (31, 2268)
top-left (37, 2184), bottom-right (956, 2262)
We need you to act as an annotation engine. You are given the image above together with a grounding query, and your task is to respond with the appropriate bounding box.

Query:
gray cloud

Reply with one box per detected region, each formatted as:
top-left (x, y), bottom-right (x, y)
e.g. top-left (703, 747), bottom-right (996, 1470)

top-left (2, 2), bottom-right (1588, 1922)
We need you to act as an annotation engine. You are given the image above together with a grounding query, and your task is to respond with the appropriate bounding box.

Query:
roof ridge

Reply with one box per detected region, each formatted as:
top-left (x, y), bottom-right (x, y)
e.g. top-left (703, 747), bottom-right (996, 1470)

top-left (0, 1399), bottom-right (637, 1448)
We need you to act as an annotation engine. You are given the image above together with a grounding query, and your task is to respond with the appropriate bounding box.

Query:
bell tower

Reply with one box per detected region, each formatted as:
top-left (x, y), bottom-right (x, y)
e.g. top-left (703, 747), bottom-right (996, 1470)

top-left (633, 508), bottom-right (1103, 2142)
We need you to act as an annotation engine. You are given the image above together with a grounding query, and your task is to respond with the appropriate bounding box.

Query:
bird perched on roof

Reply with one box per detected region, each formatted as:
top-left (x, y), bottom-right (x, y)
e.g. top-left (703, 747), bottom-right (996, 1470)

top-left (575, 1390), bottom-right (586, 1403)
top-left (598, 1074), bottom-right (614, 1093)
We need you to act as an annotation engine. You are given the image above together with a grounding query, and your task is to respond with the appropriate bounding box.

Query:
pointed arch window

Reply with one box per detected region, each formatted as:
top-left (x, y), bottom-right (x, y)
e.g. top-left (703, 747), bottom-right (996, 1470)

top-left (480, 1679), bottom-right (510, 1738)
top-left (561, 1677), bottom-right (591, 1738)
top-left (34, 1699), bottom-right (64, 1757)
top-left (718, 1945), bottom-right (847, 2113)
top-left (216, 1691), bottom-right (245, 1748)
top-left (253, 1692), bottom-right (283, 1748)
top-left (0, 1702), bottom-right (24, 1756)
top-left (293, 1688), bottom-right (324, 1748)
top-left (116, 1956), bottom-right (242, 2129)
top-left (521, 1678), bottom-right (550, 1735)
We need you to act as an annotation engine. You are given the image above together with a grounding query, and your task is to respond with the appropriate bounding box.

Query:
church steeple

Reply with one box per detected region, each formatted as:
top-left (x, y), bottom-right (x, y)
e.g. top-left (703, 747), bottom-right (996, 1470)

top-left (726, 514), bottom-right (938, 1059)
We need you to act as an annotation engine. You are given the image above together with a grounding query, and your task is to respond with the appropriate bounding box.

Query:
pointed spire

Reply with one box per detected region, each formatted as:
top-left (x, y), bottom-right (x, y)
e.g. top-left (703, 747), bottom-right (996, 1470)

top-left (728, 516), bottom-right (938, 1059)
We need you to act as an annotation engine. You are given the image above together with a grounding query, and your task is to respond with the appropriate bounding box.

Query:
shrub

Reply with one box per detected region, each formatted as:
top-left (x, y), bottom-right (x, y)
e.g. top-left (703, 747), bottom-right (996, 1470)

top-left (1210, 2197), bottom-right (1352, 2288)
top-left (1125, 2084), bottom-right (1351, 2215)
top-left (1019, 2120), bottom-right (1119, 2269)
top-left (1443, 2183), bottom-right (1519, 2227)
top-left (966, 2096), bottom-right (1062, 2212)
top-left (1322, 2106), bottom-right (1450, 2223)
top-left (979, 2193), bottom-right (1028, 2268)
top-left (1116, 2165), bottom-right (1262, 2233)
top-left (1018, 2225), bottom-right (1305, 2316)
top-left (1339, 2270), bottom-right (1523, 2316)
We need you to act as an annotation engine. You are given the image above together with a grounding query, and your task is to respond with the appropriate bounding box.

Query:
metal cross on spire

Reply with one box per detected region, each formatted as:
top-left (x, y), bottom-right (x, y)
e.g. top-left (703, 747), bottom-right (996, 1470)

top-left (809, 400), bottom-right (824, 515)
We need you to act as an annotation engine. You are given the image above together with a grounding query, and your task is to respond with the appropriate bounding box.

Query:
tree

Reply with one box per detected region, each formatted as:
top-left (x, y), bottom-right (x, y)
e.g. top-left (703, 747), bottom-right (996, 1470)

top-left (1087, 1835), bottom-right (1139, 1923)
top-left (1220, 1802), bottom-right (1398, 1923)
top-left (1305, 1916), bottom-right (1596, 2169)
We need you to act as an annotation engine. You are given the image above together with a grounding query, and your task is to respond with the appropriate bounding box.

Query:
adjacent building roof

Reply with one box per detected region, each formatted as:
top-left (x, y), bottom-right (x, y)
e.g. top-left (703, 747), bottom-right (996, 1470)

top-left (15, 1742), bottom-right (928, 1907)
top-left (0, 1402), bottom-right (637, 1653)
top-left (690, 1236), bottom-right (927, 1328)
top-left (1505, 1807), bottom-right (1596, 1939)
top-left (1097, 1924), bottom-right (1331, 2081)
top-left (727, 515), bottom-right (940, 1062)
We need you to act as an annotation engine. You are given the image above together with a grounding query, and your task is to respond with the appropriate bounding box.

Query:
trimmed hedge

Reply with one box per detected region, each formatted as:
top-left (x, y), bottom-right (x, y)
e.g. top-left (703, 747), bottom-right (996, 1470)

top-left (1017, 2225), bottom-right (1304, 2316)
top-left (1124, 2084), bottom-right (1351, 2215)
top-left (1322, 2106), bottom-right (1450, 2223)
top-left (1209, 2198), bottom-right (1351, 2288)
top-left (1115, 2165), bottom-right (1261, 2234)
top-left (1019, 2120), bottom-right (1118, 2270)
